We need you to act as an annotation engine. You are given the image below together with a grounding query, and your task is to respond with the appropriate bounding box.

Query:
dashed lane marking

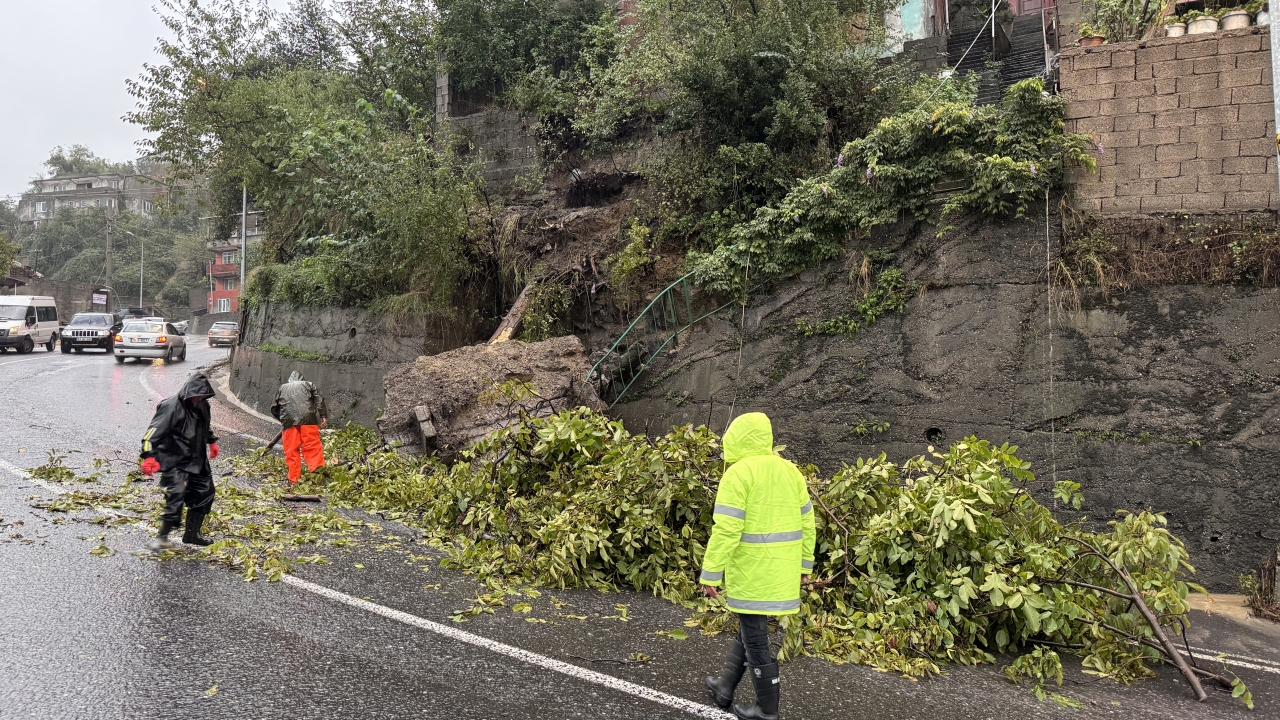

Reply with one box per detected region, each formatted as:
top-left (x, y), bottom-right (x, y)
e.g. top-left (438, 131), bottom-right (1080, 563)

top-left (1186, 646), bottom-right (1280, 675)
top-left (281, 575), bottom-right (735, 719)
top-left (0, 355), bottom-right (52, 368)
top-left (0, 457), bottom-right (69, 494)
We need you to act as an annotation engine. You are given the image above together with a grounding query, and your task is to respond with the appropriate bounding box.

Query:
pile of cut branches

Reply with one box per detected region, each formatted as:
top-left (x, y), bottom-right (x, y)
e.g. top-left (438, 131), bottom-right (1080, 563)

top-left (267, 408), bottom-right (1250, 707)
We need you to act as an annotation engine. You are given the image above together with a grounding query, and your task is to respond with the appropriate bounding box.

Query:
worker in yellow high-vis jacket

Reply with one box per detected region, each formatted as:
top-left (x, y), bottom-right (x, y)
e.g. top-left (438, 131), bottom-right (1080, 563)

top-left (700, 412), bottom-right (815, 720)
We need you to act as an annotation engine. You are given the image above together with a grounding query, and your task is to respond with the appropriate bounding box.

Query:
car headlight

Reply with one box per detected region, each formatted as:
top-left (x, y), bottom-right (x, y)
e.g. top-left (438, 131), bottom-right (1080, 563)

top-left (98, 330), bottom-right (108, 336)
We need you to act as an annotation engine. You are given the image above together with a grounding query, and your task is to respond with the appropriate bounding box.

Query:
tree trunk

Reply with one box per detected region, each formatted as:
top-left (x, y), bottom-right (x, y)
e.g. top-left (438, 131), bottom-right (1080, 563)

top-left (488, 283), bottom-right (534, 344)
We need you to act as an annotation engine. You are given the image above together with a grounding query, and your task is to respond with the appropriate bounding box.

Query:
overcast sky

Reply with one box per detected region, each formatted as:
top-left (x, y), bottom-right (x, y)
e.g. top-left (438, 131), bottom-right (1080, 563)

top-left (0, 1), bottom-right (288, 202)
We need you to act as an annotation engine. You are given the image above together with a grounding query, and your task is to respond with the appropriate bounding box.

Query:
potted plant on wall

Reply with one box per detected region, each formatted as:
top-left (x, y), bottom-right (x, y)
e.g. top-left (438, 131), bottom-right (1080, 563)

top-left (1221, 4), bottom-right (1253, 28)
top-left (1164, 14), bottom-right (1187, 35)
top-left (1183, 9), bottom-right (1220, 33)
top-left (1079, 22), bottom-right (1108, 44)
top-left (1248, 0), bottom-right (1269, 23)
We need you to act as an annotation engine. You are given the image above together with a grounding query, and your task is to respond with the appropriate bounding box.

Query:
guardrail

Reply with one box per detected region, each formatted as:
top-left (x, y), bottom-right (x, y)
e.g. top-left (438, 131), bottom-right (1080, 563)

top-left (586, 272), bottom-right (742, 408)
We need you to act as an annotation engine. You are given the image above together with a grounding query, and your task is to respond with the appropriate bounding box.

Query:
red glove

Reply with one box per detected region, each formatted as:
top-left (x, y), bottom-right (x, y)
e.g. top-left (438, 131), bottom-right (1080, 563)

top-left (209, 443), bottom-right (220, 459)
top-left (141, 457), bottom-right (161, 476)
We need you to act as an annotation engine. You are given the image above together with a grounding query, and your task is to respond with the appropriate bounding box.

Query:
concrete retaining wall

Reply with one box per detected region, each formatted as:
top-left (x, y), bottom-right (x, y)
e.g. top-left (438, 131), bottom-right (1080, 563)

top-left (613, 215), bottom-right (1280, 591)
top-left (190, 312), bottom-right (238, 336)
top-left (228, 344), bottom-right (388, 429)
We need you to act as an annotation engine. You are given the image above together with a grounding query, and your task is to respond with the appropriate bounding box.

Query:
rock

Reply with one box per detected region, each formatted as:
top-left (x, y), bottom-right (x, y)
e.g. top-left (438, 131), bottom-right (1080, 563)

top-left (377, 335), bottom-right (603, 456)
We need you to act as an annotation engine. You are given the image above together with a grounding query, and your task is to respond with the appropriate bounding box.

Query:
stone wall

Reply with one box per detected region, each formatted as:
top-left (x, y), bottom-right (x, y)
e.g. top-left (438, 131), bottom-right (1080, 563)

top-left (243, 301), bottom-right (481, 365)
top-left (3, 276), bottom-right (99, 318)
top-left (1062, 27), bottom-right (1279, 214)
top-left (228, 344), bottom-right (387, 428)
top-left (612, 215), bottom-right (1280, 591)
top-left (447, 110), bottom-right (541, 186)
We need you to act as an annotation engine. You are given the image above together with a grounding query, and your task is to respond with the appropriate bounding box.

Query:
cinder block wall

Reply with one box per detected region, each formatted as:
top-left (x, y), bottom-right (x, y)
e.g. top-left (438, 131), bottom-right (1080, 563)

top-left (1061, 27), bottom-right (1279, 213)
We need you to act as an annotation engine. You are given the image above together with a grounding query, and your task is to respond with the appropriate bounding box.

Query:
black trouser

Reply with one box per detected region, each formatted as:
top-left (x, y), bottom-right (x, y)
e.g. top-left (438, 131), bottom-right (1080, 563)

top-left (736, 613), bottom-right (774, 667)
top-left (159, 468), bottom-right (215, 525)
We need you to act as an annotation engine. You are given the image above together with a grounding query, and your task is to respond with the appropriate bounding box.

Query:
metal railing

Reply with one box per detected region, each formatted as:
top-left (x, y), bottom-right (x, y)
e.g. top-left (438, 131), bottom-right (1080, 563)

top-left (586, 272), bottom-right (741, 408)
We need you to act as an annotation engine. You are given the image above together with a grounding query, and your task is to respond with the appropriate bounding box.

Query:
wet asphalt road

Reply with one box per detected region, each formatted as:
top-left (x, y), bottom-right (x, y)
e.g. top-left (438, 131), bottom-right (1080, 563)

top-left (1, 340), bottom-right (1279, 719)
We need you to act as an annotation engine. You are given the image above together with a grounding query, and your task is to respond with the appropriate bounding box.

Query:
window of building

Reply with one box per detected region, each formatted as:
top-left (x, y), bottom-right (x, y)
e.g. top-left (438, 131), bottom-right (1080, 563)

top-left (143, 201), bottom-right (153, 213)
top-left (223, 278), bottom-right (239, 291)
top-left (108, 180), bottom-right (119, 189)
top-left (35, 202), bottom-right (47, 212)
top-left (216, 298), bottom-right (231, 313)
top-left (77, 182), bottom-right (93, 190)
top-left (222, 251), bottom-right (239, 265)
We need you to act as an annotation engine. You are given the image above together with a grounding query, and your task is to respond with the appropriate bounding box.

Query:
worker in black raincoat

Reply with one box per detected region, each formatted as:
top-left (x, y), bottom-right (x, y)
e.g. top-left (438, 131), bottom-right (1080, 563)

top-left (139, 371), bottom-right (219, 550)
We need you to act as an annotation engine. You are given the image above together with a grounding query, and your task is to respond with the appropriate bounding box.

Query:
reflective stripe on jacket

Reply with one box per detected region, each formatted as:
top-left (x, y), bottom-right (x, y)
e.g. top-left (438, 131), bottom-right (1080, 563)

top-left (700, 412), bottom-right (815, 615)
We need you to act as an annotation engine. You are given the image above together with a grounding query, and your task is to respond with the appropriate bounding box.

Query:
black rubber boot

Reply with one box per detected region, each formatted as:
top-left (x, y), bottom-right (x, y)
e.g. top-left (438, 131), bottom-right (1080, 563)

top-left (182, 508), bottom-right (213, 546)
top-left (148, 521), bottom-right (178, 551)
top-left (705, 638), bottom-right (748, 709)
top-left (733, 663), bottom-right (780, 720)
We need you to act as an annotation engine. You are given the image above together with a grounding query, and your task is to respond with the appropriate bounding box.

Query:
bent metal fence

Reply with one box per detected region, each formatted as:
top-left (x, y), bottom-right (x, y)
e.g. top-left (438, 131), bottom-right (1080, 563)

top-left (586, 273), bottom-right (741, 408)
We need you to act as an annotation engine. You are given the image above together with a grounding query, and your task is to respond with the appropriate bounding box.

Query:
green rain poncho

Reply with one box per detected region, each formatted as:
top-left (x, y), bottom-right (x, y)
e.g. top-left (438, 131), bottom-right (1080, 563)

top-left (700, 413), bottom-right (815, 615)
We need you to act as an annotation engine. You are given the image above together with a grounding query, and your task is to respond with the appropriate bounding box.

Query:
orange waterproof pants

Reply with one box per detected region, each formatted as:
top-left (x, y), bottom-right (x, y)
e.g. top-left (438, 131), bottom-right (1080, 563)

top-left (282, 424), bottom-right (325, 483)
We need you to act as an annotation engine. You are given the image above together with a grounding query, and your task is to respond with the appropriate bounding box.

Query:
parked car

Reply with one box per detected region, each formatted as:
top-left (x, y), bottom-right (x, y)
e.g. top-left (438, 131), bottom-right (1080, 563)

top-left (61, 313), bottom-right (122, 353)
top-left (207, 321), bottom-right (240, 347)
top-left (173, 320), bottom-right (189, 334)
top-left (114, 320), bottom-right (187, 364)
top-left (0, 296), bottom-right (60, 353)
top-left (114, 308), bottom-right (150, 324)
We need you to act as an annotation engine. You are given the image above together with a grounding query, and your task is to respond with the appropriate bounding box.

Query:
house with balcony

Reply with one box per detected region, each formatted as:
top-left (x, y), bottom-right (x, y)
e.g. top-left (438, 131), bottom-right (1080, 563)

top-left (205, 211), bottom-right (264, 314)
top-left (16, 168), bottom-right (168, 226)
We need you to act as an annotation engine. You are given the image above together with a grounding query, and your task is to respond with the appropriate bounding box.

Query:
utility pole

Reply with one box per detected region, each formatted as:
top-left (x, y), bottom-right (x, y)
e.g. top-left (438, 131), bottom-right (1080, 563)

top-left (104, 220), bottom-right (112, 310)
top-left (126, 231), bottom-right (142, 308)
top-left (240, 186), bottom-right (247, 308)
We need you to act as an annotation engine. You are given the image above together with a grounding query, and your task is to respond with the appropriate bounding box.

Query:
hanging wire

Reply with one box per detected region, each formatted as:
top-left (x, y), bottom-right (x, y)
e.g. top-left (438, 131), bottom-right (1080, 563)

top-left (911, 2), bottom-right (1000, 114)
top-left (724, 254), bottom-right (751, 433)
top-left (1046, 187), bottom-right (1057, 492)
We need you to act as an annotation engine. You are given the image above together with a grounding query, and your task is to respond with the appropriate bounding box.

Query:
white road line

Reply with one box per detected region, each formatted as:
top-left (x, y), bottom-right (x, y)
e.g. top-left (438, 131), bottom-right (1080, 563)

top-left (0, 355), bottom-right (49, 367)
top-left (2, 453), bottom-right (726, 717)
top-left (139, 365), bottom-right (160, 399)
top-left (1186, 646), bottom-right (1280, 674)
top-left (213, 423), bottom-right (271, 446)
top-left (281, 575), bottom-right (733, 719)
top-left (0, 457), bottom-right (65, 493)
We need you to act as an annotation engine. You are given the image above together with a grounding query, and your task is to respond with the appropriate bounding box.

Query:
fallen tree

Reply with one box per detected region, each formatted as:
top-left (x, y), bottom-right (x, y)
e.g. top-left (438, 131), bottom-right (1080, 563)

top-left (275, 403), bottom-right (1250, 708)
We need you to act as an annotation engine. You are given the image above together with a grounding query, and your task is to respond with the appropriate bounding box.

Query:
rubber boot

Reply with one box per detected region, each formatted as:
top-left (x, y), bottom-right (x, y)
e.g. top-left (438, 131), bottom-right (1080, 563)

top-left (147, 520), bottom-right (178, 551)
top-left (733, 663), bottom-right (780, 720)
top-left (704, 638), bottom-right (748, 709)
top-left (182, 508), bottom-right (213, 546)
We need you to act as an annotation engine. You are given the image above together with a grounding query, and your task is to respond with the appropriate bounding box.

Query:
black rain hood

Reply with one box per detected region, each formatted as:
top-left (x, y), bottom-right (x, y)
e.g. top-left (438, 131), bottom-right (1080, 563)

top-left (179, 372), bottom-right (216, 402)
top-left (271, 371), bottom-right (328, 429)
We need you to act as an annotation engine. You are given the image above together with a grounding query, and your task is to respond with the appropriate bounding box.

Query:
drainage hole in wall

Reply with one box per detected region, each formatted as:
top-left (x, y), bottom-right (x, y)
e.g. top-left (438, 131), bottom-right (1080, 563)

top-left (348, 327), bottom-right (357, 339)
top-left (925, 427), bottom-right (946, 445)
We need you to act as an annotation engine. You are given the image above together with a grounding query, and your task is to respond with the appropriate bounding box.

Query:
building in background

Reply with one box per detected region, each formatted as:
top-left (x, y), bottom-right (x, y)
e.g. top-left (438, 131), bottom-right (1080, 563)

top-left (205, 210), bottom-right (263, 314)
top-left (16, 164), bottom-right (169, 226)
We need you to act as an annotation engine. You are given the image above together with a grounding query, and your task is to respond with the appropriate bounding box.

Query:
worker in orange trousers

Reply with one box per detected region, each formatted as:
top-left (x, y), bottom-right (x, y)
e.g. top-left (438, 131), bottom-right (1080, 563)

top-left (270, 371), bottom-right (329, 484)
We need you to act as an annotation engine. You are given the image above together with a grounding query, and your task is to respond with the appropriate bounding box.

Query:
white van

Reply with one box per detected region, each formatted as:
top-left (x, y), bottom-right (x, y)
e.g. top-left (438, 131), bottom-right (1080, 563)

top-left (0, 296), bottom-right (60, 354)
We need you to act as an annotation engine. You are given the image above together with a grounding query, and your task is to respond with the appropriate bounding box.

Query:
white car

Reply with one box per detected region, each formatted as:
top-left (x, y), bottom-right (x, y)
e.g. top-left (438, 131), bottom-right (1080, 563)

top-left (114, 320), bottom-right (188, 364)
top-left (0, 296), bottom-right (60, 354)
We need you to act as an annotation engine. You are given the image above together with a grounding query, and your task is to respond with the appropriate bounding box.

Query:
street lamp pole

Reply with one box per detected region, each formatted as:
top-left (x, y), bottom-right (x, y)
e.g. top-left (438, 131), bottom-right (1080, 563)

top-left (240, 186), bottom-right (247, 308)
top-left (126, 231), bottom-right (142, 308)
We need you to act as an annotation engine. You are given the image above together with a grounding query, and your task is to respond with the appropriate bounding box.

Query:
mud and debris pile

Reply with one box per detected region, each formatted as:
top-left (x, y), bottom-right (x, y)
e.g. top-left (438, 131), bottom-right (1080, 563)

top-left (377, 335), bottom-right (603, 455)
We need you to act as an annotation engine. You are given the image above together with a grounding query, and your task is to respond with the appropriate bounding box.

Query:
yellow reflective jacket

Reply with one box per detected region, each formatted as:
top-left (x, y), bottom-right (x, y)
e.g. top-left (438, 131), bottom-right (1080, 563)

top-left (700, 413), bottom-right (815, 615)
